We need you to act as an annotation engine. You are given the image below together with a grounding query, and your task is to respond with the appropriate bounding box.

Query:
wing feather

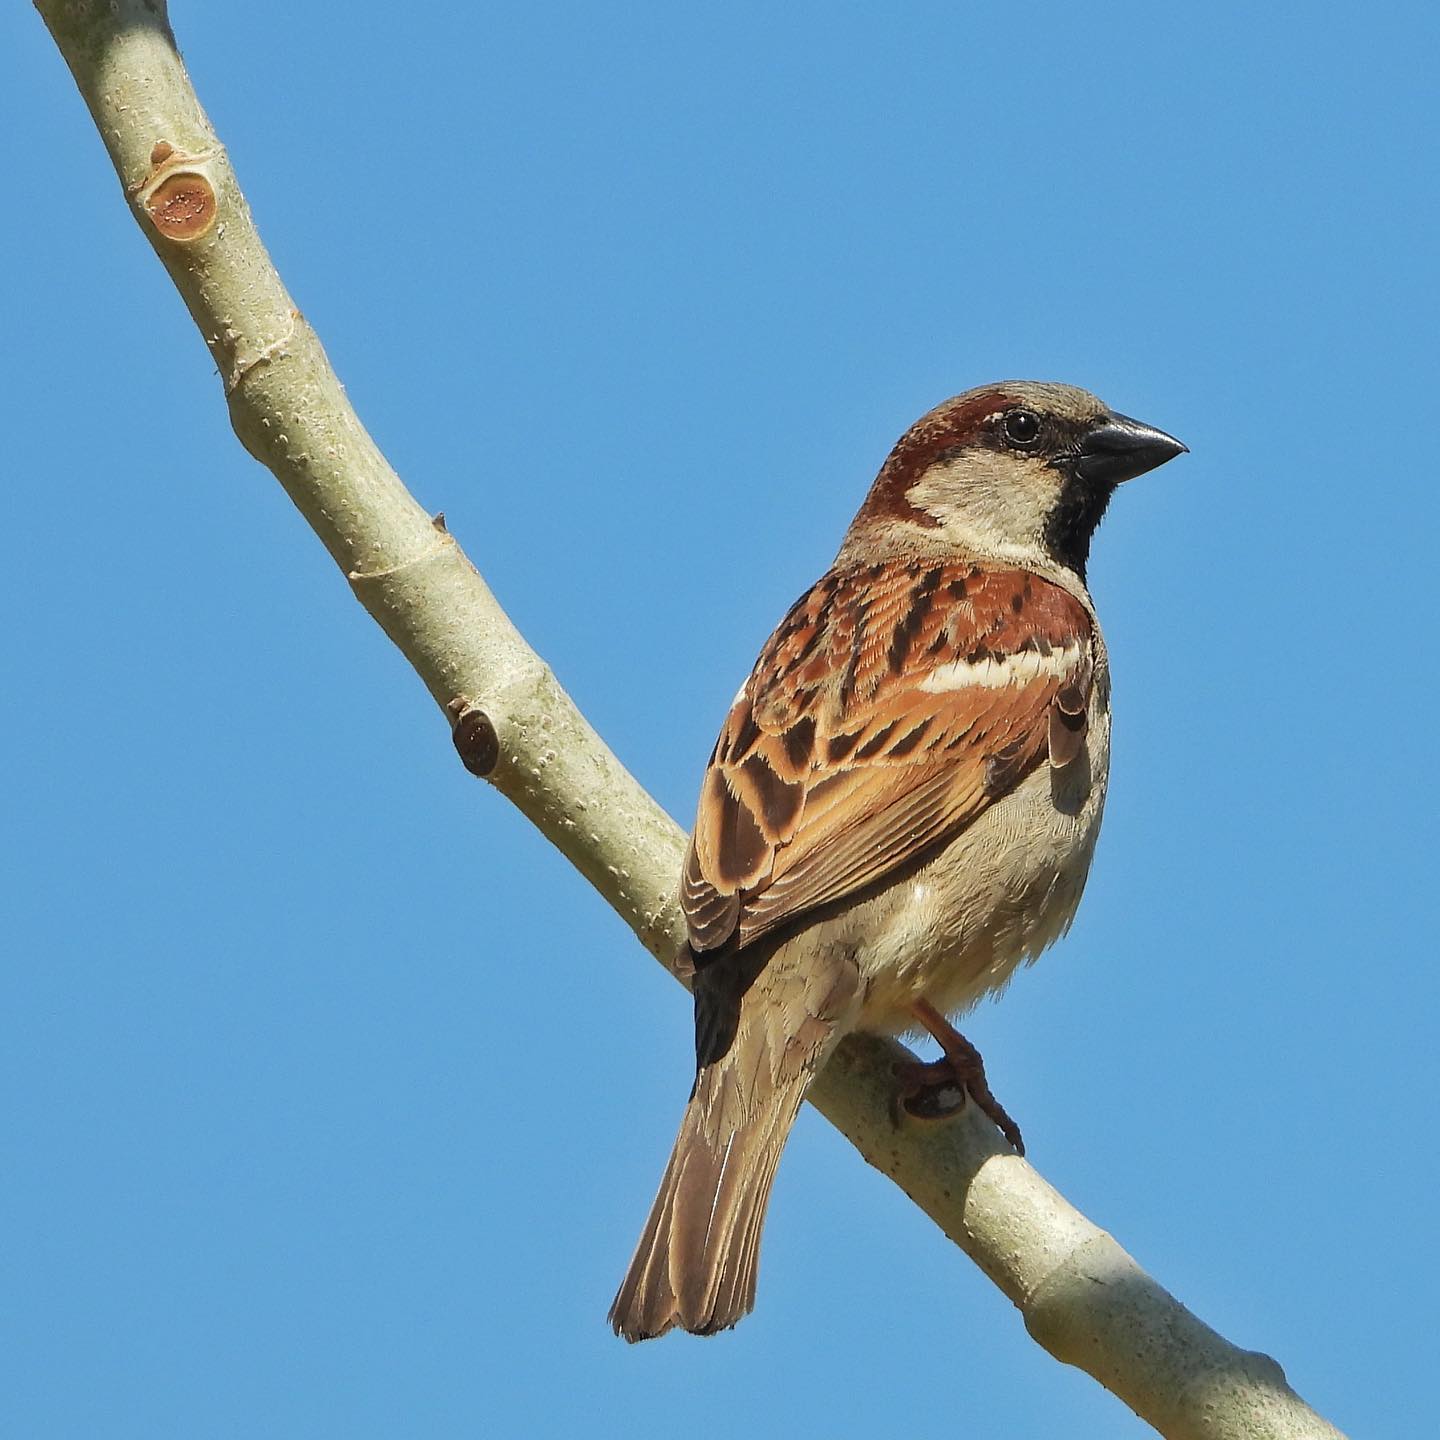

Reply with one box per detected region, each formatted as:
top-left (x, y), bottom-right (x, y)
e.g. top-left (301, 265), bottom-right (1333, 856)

top-left (682, 561), bottom-right (1094, 955)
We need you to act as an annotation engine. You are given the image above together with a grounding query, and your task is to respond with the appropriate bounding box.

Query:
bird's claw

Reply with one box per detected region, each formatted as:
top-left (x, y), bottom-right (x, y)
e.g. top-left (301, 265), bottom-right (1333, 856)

top-left (892, 1052), bottom-right (1025, 1155)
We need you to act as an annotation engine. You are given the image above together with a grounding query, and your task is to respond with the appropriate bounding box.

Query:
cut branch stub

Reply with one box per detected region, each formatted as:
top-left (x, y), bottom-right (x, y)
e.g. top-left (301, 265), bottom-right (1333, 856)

top-left (135, 142), bottom-right (218, 242)
top-left (450, 701), bottom-right (500, 778)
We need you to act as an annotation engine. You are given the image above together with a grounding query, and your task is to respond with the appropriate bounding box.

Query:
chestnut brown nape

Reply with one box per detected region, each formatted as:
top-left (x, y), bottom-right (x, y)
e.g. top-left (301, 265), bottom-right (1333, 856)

top-left (855, 381), bottom-right (1109, 530)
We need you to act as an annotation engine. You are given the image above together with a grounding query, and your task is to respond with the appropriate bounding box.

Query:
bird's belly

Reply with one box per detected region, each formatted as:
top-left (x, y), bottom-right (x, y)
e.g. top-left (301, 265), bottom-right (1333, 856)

top-left (838, 727), bottom-right (1109, 1034)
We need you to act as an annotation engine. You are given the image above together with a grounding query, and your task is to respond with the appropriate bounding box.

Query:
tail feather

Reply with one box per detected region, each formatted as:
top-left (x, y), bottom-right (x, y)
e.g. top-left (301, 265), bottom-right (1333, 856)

top-left (609, 949), bottom-right (859, 1342)
top-left (609, 1057), bottom-right (798, 1340)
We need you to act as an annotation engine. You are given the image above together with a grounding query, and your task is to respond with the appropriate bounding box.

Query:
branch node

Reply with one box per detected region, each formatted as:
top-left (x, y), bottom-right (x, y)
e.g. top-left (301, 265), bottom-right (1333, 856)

top-left (347, 530), bottom-right (454, 585)
top-left (224, 308), bottom-right (300, 395)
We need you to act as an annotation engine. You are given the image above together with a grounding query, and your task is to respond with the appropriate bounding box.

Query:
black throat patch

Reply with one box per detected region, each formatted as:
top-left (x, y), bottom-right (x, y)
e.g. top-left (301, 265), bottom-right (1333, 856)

top-left (1043, 468), bottom-right (1116, 581)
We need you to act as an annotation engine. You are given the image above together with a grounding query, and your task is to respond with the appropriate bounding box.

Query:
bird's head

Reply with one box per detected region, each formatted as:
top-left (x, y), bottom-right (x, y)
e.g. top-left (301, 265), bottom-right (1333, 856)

top-left (843, 381), bottom-right (1186, 581)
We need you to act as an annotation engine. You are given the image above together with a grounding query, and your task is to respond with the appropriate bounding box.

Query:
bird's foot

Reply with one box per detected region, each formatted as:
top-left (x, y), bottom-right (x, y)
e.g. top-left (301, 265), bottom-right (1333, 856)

top-left (895, 1001), bottom-right (1025, 1155)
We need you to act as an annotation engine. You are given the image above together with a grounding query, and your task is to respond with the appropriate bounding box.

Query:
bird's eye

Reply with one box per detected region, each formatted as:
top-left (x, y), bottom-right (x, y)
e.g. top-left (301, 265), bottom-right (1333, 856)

top-left (1002, 409), bottom-right (1042, 448)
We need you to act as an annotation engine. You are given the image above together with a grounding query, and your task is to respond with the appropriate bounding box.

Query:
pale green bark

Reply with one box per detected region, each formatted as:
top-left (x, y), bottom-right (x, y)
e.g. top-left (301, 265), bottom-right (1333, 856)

top-left (35, 5), bottom-right (1345, 1436)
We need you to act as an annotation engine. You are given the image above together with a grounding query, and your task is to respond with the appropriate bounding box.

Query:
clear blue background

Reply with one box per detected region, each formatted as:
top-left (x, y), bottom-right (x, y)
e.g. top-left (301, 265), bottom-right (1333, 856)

top-left (4, 4), bottom-right (1435, 1436)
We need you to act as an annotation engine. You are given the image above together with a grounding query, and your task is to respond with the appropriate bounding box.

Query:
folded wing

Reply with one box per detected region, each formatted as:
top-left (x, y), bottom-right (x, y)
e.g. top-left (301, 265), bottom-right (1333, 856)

top-left (683, 561), bottom-right (1094, 955)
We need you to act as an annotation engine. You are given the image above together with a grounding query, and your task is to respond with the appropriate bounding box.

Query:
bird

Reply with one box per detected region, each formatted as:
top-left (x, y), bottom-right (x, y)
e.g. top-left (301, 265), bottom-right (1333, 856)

top-left (609, 381), bottom-right (1185, 1342)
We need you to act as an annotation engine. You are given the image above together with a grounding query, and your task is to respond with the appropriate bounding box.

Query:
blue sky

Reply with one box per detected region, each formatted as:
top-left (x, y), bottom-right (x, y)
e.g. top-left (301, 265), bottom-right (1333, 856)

top-left (4, 4), bottom-right (1436, 1436)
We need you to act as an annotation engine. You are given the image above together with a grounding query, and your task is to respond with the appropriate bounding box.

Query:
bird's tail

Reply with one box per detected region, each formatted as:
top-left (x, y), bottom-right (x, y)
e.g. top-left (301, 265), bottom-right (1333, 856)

top-left (608, 946), bottom-right (858, 1341)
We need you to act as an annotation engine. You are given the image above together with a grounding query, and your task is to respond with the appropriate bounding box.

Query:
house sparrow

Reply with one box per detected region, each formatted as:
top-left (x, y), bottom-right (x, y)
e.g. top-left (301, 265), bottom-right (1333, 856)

top-left (610, 382), bottom-right (1185, 1341)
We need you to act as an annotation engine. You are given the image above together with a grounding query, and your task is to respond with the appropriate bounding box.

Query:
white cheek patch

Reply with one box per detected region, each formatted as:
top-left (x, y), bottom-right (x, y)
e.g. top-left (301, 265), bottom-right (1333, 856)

top-left (917, 643), bottom-right (1082, 693)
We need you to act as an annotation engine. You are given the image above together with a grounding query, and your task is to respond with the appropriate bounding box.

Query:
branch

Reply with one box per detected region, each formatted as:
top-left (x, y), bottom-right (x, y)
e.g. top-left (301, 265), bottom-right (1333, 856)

top-left (35, 6), bottom-right (1343, 1437)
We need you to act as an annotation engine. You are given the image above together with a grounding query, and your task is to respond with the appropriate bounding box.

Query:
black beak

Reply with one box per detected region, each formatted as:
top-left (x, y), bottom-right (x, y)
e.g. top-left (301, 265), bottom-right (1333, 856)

top-left (1074, 411), bottom-right (1187, 486)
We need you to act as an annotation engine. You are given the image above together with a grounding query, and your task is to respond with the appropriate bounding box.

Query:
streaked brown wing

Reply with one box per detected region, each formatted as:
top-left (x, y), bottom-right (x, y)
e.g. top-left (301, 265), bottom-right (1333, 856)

top-left (682, 561), bottom-right (1093, 955)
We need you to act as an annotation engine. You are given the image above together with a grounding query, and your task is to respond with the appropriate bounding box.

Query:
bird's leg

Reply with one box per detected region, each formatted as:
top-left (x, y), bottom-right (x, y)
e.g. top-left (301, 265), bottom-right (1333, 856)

top-left (894, 999), bottom-right (1025, 1155)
